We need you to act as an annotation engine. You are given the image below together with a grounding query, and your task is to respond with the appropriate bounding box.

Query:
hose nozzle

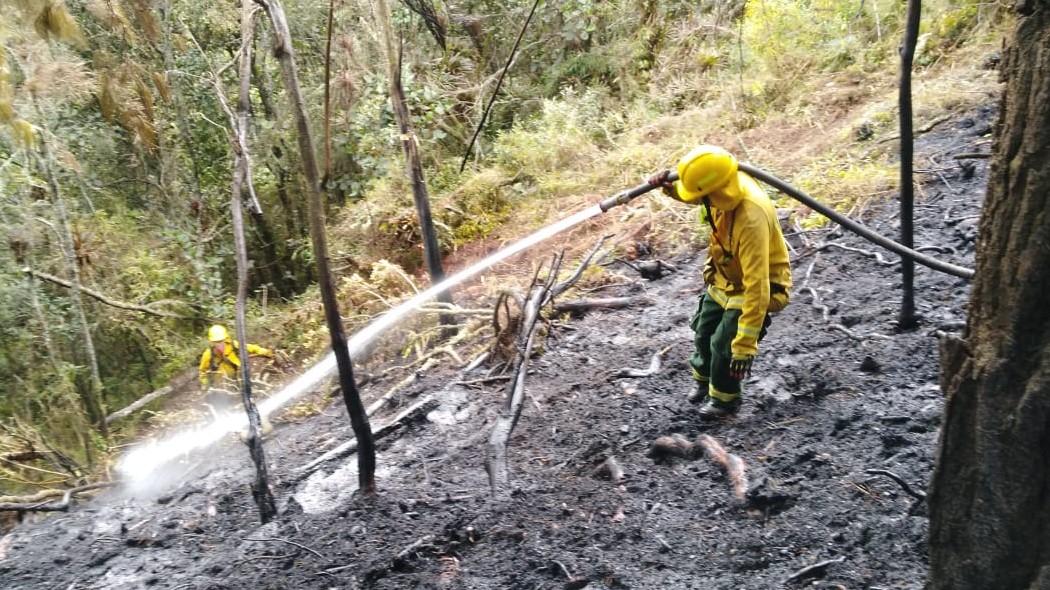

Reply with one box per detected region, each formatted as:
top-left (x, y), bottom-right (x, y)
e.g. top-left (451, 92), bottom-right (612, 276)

top-left (597, 170), bottom-right (679, 212)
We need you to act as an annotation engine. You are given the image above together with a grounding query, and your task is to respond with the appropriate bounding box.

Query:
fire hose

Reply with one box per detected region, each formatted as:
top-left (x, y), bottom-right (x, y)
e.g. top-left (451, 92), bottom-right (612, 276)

top-left (597, 164), bottom-right (975, 280)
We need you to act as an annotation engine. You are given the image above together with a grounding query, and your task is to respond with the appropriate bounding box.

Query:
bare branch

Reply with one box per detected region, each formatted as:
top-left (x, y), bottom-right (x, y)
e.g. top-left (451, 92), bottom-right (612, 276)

top-left (24, 268), bottom-right (193, 319)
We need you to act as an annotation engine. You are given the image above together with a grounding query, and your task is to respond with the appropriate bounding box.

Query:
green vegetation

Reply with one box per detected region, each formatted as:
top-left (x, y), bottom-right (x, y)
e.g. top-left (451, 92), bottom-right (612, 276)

top-left (0, 0), bottom-right (1004, 490)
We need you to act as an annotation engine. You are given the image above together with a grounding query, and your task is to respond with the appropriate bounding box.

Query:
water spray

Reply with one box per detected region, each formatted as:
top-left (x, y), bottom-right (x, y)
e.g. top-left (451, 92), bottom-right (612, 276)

top-left (118, 162), bottom-right (973, 488)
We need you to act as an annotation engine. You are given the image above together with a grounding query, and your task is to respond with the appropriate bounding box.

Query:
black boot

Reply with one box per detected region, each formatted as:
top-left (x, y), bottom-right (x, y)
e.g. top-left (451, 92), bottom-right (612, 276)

top-left (688, 382), bottom-right (708, 404)
top-left (698, 397), bottom-right (740, 419)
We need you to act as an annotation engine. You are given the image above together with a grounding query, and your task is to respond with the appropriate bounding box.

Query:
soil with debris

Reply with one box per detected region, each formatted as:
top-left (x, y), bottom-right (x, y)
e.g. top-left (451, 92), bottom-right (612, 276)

top-left (0, 105), bottom-right (995, 590)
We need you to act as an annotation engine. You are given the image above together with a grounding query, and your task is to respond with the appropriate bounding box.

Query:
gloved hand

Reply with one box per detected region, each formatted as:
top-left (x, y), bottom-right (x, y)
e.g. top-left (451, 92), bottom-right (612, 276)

top-left (647, 169), bottom-right (676, 198)
top-left (729, 355), bottom-right (754, 380)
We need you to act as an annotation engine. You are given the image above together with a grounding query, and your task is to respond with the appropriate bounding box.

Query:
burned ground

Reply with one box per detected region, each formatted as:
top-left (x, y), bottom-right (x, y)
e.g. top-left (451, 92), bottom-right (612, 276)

top-left (0, 105), bottom-right (994, 590)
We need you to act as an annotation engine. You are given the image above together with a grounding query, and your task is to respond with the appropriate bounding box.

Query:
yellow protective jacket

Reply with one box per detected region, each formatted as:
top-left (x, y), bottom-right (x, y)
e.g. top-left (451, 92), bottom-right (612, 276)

top-left (674, 171), bottom-right (792, 357)
top-left (198, 339), bottom-right (274, 388)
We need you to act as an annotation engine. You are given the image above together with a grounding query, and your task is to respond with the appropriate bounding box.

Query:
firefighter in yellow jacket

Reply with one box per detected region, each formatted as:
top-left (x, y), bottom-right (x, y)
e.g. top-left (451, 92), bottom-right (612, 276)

top-left (649, 145), bottom-right (792, 418)
top-left (198, 324), bottom-right (275, 390)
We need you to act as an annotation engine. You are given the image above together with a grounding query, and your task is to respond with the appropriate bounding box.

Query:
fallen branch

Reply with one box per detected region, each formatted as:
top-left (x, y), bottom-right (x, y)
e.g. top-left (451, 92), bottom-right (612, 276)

top-left (24, 268), bottom-right (193, 319)
top-left (865, 468), bottom-right (927, 500)
top-left (455, 375), bottom-right (512, 388)
top-left (366, 358), bottom-right (437, 416)
top-left (608, 346), bottom-right (670, 379)
top-left (820, 242), bottom-right (897, 266)
top-left (0, 481), bottom-right (117, 513)
top-left (697, 435), bottom-right (748, 502)
top-left (649, 434), bottom-right (703, 461)
top-left (607, 258), bottom-right (677, 280)
top-left (649, 434), bottom-right (748, 502)
top-left (804, 287), bottom-right (832, 322)
top-left (952, 152), bottom-right (990, 159)
top-left (393, 535), bottom-right (436, 565)
top-left (243, 536), bottom-right (324, 558)
top-left (294, 396), bottom-right (439, 479)
top-left (783, 556), bottom-right (846, 584)
top-left (553, 296), bottom-right (653, 315)
top-left (805, 288), bottom-right (891, 342)
top-left (105, 372), bottom-right (196, 424)
top-left (874, 114), bottom-right (952, 144)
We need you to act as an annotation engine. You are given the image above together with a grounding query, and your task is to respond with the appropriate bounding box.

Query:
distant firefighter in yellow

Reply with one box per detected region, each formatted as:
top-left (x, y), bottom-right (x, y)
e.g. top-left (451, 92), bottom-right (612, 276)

top-left (198, 324), bottom-right (276, 435)
top-left (198, 324), bottom-right (275, 390)
top-left (649, 145), bottom-right (792, 418)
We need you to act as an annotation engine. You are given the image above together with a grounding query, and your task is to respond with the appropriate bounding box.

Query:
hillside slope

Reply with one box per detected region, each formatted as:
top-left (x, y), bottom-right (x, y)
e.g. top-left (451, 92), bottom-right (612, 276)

top-left (0, 103), bottom-right (994, 589)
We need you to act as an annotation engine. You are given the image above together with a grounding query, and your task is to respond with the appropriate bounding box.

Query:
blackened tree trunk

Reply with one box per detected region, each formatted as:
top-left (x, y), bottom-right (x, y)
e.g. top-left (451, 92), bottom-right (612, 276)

top-left (231, 0), bottom-right (277, 523)
top-left (896, 0), bottom-right (920, 331)
top-left (927, 2), bottom-right (1050, 588)
top-left (256, 0), bottom-right (377, 495)
top-left (376, 0), bottom-right (453, 310)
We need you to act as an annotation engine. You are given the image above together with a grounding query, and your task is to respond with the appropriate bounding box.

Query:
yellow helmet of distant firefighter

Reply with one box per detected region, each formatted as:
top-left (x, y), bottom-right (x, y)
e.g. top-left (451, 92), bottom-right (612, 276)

top-left (673, 145), bottom-right (738, 204)
top-left (207, 324), bottom-right (229, 343)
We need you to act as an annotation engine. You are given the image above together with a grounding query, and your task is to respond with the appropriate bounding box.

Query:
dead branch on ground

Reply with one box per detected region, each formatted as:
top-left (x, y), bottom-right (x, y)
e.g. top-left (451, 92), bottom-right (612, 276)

top-left (243, 536), bottom-right (324, 558)
top-left (365, 358), bottom-right (437, 416)
top-left (605, 258), bottom-right (677, 280)
top-left (649, 434), bottom-right (748, 502)
top-left (0, 481), bottom-right (117, 513)
top-left (697, 435), bottom-right (748, 502)
top-left (865, 468), bottom-right (927, 500)
top-left (820, 242), bottom-right (897, 266)
top-left (783, 556), bottom-right (846, 584)
top-left (553, 296), bottom-right (653, 315)
top-left (105, 372), bottom-right (196, 424)
top-left (608, 345), bottom-right (671, 379)
top-left (294, 395), bottom-right (439, 480)
top-left (805, 287), bottom-right (891, 341)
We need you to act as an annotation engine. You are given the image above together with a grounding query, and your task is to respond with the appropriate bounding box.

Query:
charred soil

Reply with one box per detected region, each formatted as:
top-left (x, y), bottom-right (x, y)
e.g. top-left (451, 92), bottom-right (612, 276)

top-left (0, 105), bottom-right (995, 589)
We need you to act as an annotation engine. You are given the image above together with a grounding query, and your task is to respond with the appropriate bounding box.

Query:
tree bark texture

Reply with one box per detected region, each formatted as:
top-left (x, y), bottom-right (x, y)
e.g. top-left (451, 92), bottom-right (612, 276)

top-left (39, 138), bottom-right (107, 439)
top-left (896, 0), bottom-right (920, 331)
top-left (232, 1), bottom-right (277, 523)
top-left (376, 0), bottom-right (452, 308)
top-left (927, 3), bottom-right (1050, 588)
top-left (257, 0), bottom-right (377, 495)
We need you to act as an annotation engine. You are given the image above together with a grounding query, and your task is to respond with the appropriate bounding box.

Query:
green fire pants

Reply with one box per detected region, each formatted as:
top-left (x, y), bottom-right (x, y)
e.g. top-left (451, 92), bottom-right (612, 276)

top-left (688, 294), bottom-right (771, 402)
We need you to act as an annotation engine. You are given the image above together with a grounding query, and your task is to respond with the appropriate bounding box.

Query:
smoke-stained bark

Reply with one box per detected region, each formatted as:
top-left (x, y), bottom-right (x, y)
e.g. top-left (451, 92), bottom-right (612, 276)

top-left (927, 2), bottom-right (1050, 588)
top-left (376, 0), bottom-right (453, 311)
top-left (896, 0), bottom-right (920, 330)
top-left (255, 0), bottom-right (377, 495)
top-left (230, 0), bottom-right (277, 523)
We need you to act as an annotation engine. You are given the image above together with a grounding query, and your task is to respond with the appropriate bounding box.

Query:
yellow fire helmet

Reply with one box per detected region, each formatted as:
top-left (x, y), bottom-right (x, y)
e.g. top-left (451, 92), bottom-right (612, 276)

top-left (207, 324), bottom-right (229, 342)
top-left (674, 145), bottom-right (738, 204)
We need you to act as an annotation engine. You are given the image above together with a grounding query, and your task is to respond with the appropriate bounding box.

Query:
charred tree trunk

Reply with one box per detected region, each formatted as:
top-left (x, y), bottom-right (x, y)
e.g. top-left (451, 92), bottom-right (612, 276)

top-left (376, 0), bottom-right (452, 310)
top-left (256, 0), bottom-right (377, 495)
top-left (927, 2), bottom-right (1050, 588)
top-left (896, 0), bottom-right (921, 331)
top-left (231, 0), bottom-right (277, 523)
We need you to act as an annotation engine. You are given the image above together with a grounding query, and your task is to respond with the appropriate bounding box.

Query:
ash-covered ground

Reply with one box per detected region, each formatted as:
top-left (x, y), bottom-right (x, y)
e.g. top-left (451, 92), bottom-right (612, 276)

top-left (0, 105), bottom-right (995, 590)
